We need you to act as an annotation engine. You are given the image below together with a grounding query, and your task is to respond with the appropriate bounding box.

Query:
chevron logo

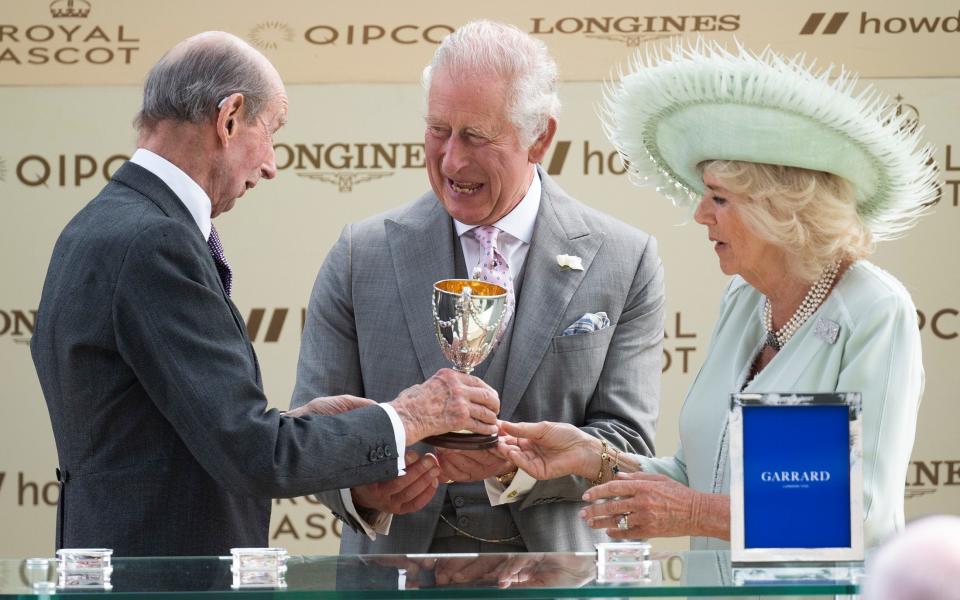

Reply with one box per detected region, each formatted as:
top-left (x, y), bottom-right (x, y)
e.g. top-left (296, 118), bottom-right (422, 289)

top-left (799, 12), bottom-right (849, 35)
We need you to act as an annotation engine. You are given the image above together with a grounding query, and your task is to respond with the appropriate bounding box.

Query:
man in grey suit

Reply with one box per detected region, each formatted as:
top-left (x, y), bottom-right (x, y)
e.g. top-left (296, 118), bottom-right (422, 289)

top-left (292, 20), bottom-right (664, 553)
top-left (30, 31), bottom-right (499, 557)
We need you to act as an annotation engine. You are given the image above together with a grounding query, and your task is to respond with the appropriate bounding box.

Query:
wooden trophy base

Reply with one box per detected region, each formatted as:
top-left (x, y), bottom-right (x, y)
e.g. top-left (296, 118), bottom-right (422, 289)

top-left (423, 431), bottom-right (499, 450)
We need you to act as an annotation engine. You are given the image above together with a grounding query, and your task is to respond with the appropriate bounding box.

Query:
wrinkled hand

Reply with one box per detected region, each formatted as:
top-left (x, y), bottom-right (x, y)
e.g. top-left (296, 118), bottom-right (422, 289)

top-left (494, 554), bottom-right (595, 589)
top-left (284, 395), bottom-right (376, 418)
top-left (433, 555), bottom-right (514, 587)
top-left (580, 472), bottom-right (725, 539)
top-left (436, 447), bottom-right (514, 483)
top-left (497, 420), bottom-right (598, 480)
top-left (351, 451), bottom-right (440, 515)
top-left (361, 556), bottom-right (437, 590)
top-left (369, 554), bottom-right (593, 590)
top-left (389, 369), bottom-right (500, 444)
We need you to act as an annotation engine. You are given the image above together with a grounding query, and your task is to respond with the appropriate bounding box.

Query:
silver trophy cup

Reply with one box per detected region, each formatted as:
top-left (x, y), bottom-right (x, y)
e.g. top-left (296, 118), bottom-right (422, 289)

top-left (425, 279), bottom-right (507, 450)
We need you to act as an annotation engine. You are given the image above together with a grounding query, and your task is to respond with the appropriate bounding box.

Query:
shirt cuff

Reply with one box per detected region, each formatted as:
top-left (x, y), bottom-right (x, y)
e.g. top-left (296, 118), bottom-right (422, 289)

top-left (339, 488), bottom-right (395, 540)
top-left (378, 403), bottom-right (407, 476)
top-left (484, 468), bottom-right (537, 506)
top-left (336, 403), bottom-right (405, 541)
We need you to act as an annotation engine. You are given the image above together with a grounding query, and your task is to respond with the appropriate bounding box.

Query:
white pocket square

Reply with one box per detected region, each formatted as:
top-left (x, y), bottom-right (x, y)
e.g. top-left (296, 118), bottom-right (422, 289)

top-left (562, 312), bottom-right (610, 336)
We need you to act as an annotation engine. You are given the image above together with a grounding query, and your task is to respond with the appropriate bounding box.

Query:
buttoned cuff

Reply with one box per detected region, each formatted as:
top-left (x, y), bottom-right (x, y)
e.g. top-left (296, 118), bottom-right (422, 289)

top-left (378, 403), bottom-right (407, 476)
top-left (484, 468), bottom-right (537, 506)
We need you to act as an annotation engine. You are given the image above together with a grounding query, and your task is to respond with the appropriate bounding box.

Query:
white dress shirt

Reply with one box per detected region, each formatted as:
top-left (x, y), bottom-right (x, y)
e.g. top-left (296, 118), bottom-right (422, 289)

top-left (128, 149), bottom-right (407, 538)
top-left (354, 168), bottom-right (545, 540)
top-left (453, 168), bottom-right (542, 506)
top-left (453, 168), bottom-right (541, 281)
top-left (130, 149), bottom-right (213, 241)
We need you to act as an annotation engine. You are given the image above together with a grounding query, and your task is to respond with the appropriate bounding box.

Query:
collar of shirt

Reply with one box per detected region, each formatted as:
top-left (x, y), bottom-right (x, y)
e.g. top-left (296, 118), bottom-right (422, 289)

top-left (130, 148), bottom-right (213, 241)
top-left (453, 168), bottom-right (541, 277)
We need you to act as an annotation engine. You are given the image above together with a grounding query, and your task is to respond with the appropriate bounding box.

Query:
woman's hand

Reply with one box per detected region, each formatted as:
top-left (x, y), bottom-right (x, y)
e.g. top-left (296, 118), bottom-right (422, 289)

top-left (580, 472), bottom-right (730, 540)
top-left (496, 420), bottom-right (599, 480)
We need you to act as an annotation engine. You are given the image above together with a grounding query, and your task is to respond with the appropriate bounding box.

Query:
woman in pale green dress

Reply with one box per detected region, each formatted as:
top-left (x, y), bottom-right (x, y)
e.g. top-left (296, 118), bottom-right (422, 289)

top-left (498, 40), bottom-right (939, 550)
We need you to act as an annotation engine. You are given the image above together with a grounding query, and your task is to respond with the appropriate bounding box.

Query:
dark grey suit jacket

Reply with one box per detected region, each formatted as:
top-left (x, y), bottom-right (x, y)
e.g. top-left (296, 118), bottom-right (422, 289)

top-left (31, 162), bottom-right (399, 556)
top-left (292, 171), bottom-right (664, 553)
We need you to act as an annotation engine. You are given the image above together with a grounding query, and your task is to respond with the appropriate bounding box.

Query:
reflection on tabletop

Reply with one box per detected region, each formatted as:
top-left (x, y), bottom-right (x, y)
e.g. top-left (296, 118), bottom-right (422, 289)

top-left (360, 552), bottom-right (596, 590)
top-left (7, 551), bottom-right (864, 596)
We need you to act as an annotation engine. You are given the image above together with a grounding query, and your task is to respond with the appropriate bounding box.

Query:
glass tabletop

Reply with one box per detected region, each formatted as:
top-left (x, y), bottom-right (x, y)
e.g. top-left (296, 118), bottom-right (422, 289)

top-left (0, 550), bottom-right (863, 598)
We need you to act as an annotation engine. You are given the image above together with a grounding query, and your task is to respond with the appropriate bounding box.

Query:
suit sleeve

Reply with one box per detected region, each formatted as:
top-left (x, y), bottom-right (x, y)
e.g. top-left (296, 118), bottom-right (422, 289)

top-left (521, 233), bottom-right (665, 508)
top-left (290, 225), bottom-right (371, 531)
top-left (836, 289), bottom-right (922, 547)
top-left (112, 221), bottom-right (398, 499)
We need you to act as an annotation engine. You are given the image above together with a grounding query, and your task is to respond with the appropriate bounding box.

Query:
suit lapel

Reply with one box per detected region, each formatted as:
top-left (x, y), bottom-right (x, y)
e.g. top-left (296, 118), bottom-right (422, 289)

top-left (499, 172), bottom-right (605, 421)
top-left (113, 161), bottom-right (200, 232)
top-left (385, 194), bottom-right (457, 380)
top-left (112, 161), bottom-right (253, 355)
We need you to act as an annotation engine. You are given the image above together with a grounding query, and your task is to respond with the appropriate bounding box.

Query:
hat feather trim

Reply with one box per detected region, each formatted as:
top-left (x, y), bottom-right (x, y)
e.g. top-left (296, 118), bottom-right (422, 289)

top-left (600, 38), bottom-right (939, 240)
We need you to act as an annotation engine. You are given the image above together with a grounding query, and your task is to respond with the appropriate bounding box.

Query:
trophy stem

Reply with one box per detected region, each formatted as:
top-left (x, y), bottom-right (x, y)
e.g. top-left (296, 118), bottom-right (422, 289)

top-left (430, 278), bottom-right (506, 451)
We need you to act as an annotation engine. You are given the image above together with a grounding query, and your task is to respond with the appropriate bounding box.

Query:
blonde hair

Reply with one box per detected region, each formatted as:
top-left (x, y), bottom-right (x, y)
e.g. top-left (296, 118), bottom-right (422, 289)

top-left (702, 160), bottom-right (874, 282)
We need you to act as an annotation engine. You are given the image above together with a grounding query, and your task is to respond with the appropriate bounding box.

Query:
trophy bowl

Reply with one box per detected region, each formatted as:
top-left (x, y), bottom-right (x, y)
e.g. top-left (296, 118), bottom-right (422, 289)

top-left (424, 278), bottom-right (507, 450)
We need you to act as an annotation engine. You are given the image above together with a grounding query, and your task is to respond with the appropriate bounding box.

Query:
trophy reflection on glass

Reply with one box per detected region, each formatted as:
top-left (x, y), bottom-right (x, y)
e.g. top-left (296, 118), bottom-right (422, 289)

top-left (423, 278), bottom-right (507, 450)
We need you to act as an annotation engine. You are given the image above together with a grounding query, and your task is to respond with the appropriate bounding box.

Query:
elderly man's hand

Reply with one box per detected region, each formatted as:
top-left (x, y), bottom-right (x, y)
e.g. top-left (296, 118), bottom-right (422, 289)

top-left (284, 395), bottom-right (376, 418)
top-left (388, 369), bottom-right (500, 444)
top-left (351, 451), bottom-right (441, 515)
top-left (435, 447), bottom-right (514, 483)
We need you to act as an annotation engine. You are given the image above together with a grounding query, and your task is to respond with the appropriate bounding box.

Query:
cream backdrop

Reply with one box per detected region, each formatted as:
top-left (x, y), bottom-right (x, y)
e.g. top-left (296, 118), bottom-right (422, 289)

top-left (0, 0), bottom-right (957, 562)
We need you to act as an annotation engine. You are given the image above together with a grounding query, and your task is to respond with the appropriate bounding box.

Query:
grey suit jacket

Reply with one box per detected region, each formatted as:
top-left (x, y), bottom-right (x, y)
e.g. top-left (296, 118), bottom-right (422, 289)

top-left (292, 171), bottom-right (664, 552)
top-left (31, 162), bottom-right (399, 556)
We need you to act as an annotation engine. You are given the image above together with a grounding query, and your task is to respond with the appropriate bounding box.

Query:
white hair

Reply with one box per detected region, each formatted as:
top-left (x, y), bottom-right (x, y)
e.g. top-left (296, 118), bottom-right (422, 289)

top-left (863, 516), bottom-right (960, 600)
top-left (422, 20), bottom-right (560, 147)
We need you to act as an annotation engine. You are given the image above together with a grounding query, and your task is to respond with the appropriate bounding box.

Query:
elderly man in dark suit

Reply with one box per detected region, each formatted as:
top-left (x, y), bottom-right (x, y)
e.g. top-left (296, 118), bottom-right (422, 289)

top-left (30, 31), bottom-right (499, 557)
top-left (292, 20), bottom-right (664, 554)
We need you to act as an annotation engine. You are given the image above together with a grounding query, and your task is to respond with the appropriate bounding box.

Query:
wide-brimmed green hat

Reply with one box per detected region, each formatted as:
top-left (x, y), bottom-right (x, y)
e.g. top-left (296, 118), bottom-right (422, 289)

top-left (601, 38), bottom-right (939, 240)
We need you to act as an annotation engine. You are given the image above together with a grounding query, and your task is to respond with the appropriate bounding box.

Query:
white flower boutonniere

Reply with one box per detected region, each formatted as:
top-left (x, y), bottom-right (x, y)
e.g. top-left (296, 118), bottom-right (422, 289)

top-left (556, 254), bottom-right (584, 271)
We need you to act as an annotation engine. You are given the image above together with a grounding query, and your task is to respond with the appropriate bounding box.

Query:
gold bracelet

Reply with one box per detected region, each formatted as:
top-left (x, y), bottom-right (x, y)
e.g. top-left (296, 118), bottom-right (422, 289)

top-left (593, 439), bottom-right (610, 485)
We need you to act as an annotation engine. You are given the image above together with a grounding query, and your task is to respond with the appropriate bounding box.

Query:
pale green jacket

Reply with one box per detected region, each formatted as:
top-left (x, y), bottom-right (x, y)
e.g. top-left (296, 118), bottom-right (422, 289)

top-left (640, 261), bottom-right (923, 550)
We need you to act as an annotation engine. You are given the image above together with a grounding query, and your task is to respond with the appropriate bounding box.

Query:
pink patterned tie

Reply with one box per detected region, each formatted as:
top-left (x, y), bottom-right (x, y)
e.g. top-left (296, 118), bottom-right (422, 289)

top-left (470, 225), bottom-right (514, 333)
top-left (207, 225), bottom-right (232, 297)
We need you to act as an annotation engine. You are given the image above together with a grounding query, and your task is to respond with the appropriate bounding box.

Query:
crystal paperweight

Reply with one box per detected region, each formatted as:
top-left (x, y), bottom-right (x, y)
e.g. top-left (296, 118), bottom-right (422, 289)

top-left (596, 541), bottom-right (651, 564)
top-left (56, 549), bottom-right (113, 590)
top-left (596, 542), bottom-right (654, 583)
top-left (230, 547), bottom-right (288, 589)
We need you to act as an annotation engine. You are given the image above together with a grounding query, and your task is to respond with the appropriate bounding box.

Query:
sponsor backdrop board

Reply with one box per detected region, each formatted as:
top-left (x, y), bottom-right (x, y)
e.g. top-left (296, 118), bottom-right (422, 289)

top-left (1, 0), bottom-right (958, 569)
top-left (1, 0), bottom-right (959, 84)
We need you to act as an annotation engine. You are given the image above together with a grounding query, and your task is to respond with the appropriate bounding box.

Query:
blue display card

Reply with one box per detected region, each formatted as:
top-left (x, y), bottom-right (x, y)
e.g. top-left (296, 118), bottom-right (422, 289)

top-left (729, 392), bottom-right (863, 563)
top-left (742, 405), bottom-right (851, 549)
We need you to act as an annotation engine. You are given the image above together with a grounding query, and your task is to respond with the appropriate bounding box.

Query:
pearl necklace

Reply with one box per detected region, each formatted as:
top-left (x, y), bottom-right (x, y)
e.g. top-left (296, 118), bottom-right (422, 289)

top-left (763, 260), bottom-right (841, 351)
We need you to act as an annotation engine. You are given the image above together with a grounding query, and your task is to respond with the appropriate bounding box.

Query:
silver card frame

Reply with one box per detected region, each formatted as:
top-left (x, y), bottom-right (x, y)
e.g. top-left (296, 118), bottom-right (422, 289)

top-left (729, 392), bottom-right (864, 563)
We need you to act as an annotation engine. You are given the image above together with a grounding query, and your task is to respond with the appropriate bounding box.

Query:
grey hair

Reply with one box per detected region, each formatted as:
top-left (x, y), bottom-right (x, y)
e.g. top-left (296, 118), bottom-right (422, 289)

top-left (422, 20), bottom-right (561, 147)
top-left (134, 33), bottom-right (274, 131)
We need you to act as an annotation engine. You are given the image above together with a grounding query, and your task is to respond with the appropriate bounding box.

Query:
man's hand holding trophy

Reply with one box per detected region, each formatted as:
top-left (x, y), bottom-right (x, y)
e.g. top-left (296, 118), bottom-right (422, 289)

top-left (424, 276), bottom-right (509, 450)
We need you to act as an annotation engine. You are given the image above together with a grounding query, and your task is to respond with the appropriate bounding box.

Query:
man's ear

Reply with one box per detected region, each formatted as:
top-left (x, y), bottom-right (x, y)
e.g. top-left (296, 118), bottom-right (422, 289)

top-left (528, 117), bottom-right (558, 165)
top-left (216, 93), bottom-right (245, 146)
